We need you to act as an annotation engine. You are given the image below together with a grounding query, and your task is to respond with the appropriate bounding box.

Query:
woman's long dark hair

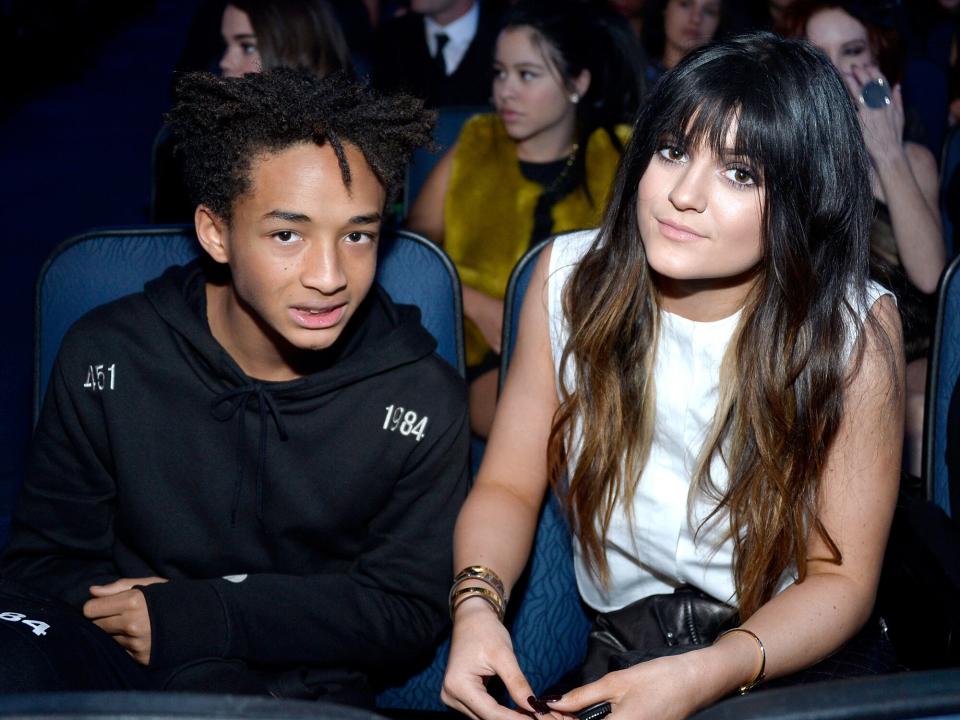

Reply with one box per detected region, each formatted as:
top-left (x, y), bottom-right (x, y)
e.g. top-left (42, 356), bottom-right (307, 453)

top-left (232, 0), bottom-right (352, 78)
top-left (548, 32), bottom-right (891, 618)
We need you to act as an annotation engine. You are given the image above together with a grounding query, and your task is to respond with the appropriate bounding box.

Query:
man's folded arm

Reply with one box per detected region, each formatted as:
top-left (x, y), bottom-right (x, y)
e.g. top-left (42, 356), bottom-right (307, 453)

top-left (2, 352), bottom-right (121, 605)
top-left (143, 407), bottom-right (470, 669)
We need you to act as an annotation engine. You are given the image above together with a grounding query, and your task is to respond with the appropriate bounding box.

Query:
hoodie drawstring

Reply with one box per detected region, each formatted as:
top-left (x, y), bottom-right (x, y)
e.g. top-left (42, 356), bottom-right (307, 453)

top-left (210, 383), bottom-right (290, 525)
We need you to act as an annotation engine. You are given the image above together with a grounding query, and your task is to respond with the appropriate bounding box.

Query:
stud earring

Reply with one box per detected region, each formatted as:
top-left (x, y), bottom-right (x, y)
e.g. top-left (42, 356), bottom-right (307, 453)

top-left (570, 93), bottom-right (580, 104)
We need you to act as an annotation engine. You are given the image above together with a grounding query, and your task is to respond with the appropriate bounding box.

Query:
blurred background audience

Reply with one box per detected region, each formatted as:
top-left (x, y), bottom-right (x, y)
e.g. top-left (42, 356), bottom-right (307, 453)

top-left (407, 0), bottom-right (644, 436)
top-left (0, 0), bottom-right (958, 540)
top-left (608, 0), bottom-right (646, 36)
top-left (372, 0), bottom-right (503, 106)
top-left (219, 0), bottom-right (352, 78)
top-left (784, 0), bottom-right (946, 478)
top-left (153, 0), bottom-right (354, 223)
top-left (641, 0), bottom-right (725, 84)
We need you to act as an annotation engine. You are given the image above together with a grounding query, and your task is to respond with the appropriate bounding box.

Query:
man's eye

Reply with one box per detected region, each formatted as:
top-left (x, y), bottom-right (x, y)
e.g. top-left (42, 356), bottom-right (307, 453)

top-left (345, 231), bottom-right (375, 244)
top-left (273, 231), bottom-right (300, 244)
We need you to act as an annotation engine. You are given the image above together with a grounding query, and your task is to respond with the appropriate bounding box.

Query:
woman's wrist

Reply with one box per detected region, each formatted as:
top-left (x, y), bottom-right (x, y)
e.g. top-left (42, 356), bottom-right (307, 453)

top-left (450, 565), bottom-right (507, 621)
top-left (654, 646), bottom-right (732, 715)
top-left (451, 591), bottom-right (503, 622)
top-left (871, 144), bottom-right (910, 174)
top-left (697, 628), bottom-right (767, 698)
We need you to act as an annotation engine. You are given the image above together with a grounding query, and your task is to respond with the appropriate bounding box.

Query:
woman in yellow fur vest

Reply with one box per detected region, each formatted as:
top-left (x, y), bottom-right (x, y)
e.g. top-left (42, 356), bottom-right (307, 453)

top-left (409, 0), bottom-right (645, 436)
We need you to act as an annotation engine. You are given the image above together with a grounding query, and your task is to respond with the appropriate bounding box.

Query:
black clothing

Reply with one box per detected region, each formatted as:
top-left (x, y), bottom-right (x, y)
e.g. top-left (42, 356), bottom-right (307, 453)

top-left (1, 260), bottom-right (470, 699)
top-left (518, 156), bottom-right (581, 250)
top-left (0, 582), bottom-right (153, 692)
top-left (870, 200), bottom-right (935, 362)
top-left (372, 2), bottom-right (500, 107)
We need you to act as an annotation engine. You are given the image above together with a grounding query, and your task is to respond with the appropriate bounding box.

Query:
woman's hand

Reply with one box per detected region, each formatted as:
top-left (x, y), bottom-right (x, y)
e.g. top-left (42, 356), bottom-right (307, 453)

top-left (463, 285), bottom-right (504, 355)
top-left (844, 64), bottom-right (907, 168)
top-left (843, 63), bottom-right (944, 292)
top-left (442, 601), bottom-right (543, 720)
top-left (545, 653), bottom-right (710, 720)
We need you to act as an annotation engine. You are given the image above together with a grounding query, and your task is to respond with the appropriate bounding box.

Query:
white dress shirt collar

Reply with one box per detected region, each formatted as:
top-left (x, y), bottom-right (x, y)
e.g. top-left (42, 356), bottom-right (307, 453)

top-left (424, 1), bottom-right (480, 76)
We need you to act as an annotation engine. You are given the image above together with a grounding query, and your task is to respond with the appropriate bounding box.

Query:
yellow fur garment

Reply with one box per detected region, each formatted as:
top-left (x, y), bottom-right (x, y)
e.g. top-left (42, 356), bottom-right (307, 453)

top-left (445, 113), bottom-right (629, 366)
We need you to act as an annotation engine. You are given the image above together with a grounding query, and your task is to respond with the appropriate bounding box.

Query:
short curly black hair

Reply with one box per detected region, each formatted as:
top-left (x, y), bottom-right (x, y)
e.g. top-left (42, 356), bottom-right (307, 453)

top-left (165, 68), bottom-right (435, 221)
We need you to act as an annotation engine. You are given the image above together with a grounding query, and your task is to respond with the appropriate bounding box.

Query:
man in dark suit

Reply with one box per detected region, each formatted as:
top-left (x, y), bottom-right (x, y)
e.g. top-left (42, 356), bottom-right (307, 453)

top-left (373, 0), bottom-right (501, 107)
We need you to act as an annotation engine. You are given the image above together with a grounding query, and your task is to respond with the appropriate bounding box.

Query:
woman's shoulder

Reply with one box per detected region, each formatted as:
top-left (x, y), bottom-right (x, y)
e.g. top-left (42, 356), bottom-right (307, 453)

top-left (451, 113), bottom-right (511, 171)
top-left (457, 113), bottom-right (505, 145)
top-left (549, 229), bottom-right (601, 281)
top-left (860, 278), bottom-right (897, 314)
top-left (839, 279), bottom-right (898, 359)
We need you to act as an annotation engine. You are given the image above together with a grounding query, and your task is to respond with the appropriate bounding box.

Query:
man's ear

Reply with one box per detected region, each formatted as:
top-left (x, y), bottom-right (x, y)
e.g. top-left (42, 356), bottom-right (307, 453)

top-left (195, 205), bottom-right (230, 264)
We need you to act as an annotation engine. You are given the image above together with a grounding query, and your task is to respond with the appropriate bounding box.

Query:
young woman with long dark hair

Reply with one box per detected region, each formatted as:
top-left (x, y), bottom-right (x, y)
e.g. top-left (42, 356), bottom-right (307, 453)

top-left (408, 0), bottom-right (644, 437)
top-left (442, 32), bottom-right (903, 720)
top-left (219, 0), bottom-right (352, 78)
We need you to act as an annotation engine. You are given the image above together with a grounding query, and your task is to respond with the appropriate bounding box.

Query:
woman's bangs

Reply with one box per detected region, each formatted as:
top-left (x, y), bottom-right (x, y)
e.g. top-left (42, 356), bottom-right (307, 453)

top-left (647, 62), bottom-right (779, 184)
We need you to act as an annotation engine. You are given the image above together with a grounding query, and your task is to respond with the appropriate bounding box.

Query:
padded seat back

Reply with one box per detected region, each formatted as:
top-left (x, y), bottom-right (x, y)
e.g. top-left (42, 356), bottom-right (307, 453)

top-left (402, 105), bottom-right (489, 214)
top-left (924, 254), bottom-right (960, 518)
top-left (35, 227), bottom-right (464, 418)
top-left (498, 236), bottom-right (592, 692)
top-left (941, 126), bottom-right (960, 259)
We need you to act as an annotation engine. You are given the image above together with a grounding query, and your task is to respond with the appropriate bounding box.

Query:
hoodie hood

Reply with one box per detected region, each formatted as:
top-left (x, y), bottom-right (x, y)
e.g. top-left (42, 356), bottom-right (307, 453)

top-left (143, 259), bottom-right (439, 403)
top-left (143, 259), bottom-right (441, 524)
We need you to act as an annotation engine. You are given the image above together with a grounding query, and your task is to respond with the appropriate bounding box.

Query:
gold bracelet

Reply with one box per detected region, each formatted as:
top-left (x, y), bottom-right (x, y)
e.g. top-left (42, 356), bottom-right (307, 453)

top-left (715, 628), bottom-right (766, 694)
top-left (449, 585), bottom-right (504, 621)
top-left (452, 565), bottom-right (506, 602)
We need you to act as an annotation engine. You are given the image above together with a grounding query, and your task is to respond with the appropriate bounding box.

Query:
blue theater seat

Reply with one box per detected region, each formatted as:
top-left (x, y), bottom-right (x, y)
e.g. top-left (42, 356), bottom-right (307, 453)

top-left (497, 236), bottom-right (592, 693)
top-left (924, 253), bottom-right (960, 519)
top-left (34, 227), bottom-right (464, 420)
top-left (401, 105), bottom-right (489, 215)
top-left (382, 236), bottom-right (588, 711)
top-left (941, 126), bottom-right (960, 260)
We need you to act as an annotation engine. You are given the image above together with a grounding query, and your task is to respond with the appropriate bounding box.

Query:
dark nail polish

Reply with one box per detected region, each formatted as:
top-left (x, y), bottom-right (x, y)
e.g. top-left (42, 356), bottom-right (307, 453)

top-left (540, 694), bottom-right (563, 703)
top-left (527, 696), bottom-right (551, 714)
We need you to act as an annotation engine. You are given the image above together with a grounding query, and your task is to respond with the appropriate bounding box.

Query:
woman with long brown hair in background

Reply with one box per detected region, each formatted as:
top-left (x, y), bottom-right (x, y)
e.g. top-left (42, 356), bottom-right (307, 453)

top-left (219, 0), bottom-right (352, 78)
top-left (441, 32), bottom-right (903, 720)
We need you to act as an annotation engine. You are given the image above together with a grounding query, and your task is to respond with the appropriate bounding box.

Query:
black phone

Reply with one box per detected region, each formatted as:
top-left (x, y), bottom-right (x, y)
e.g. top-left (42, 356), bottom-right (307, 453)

top-left (576, 701), bottom-right (612, 720)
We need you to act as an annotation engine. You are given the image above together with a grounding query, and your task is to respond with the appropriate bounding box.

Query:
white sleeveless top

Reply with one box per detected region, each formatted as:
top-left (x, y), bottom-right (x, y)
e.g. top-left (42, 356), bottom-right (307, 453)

top-left (547, 230), bottom-right (892, 611)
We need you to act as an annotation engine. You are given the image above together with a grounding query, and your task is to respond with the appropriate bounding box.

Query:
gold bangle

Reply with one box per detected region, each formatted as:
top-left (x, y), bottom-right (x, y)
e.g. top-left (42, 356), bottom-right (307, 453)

top-left (452, 565), bottom-right (506, 601)
top-left (449, 585), bottom-right (504, 621)
top-left (715, 627), bottom-right (766, 694)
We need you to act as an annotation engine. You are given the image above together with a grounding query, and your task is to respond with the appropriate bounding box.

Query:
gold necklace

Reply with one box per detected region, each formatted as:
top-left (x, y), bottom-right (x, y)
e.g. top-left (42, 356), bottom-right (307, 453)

top-left (543, 142), bottom-right (580, 195)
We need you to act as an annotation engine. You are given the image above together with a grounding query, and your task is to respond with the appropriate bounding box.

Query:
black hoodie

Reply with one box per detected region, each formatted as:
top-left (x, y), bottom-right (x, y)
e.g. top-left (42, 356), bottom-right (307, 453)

top-left (2, 260), bottom-right (469, 698)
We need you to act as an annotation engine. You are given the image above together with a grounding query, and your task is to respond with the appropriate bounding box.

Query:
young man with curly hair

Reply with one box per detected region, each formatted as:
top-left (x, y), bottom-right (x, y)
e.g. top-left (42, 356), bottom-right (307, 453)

top-left (0, 69), bottom-right (469, 704)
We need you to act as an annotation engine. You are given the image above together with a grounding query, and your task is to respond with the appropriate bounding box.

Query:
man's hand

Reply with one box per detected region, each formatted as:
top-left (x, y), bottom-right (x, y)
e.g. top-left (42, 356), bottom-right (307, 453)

top-left (83, 577), bottom-right (167, 665)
